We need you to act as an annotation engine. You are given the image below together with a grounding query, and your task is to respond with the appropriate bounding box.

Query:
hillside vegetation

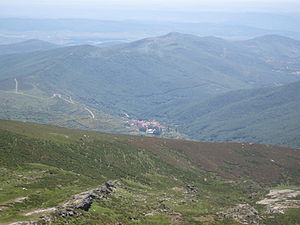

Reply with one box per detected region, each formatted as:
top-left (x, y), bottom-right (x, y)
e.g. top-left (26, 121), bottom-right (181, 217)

top-left (172, 80), bottom-right (300, 148)
top-left (0, 33), bottom-right (300, 147)
top-left (0, 120), bottom-right (299, 224)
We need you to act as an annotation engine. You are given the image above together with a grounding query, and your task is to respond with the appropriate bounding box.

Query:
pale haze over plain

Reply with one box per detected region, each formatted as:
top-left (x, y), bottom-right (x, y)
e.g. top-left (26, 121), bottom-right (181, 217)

top-left (1, 0), bottom-right (300, 20)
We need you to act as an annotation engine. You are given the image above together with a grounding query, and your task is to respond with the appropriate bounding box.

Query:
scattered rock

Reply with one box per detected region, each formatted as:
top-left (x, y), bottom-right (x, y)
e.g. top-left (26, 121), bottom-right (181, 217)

top-left (0, 206), bottom-right (8, 211)
top-left (186, 184), bottom-right (198, 193)
top-left (2, 196), bottom-right (28, 207)
top-left (224, 180), bottom-right (236, 184)
top-left (9, 221), bottom-right (38, 225)
top-left (171, 186), bottom-right (185, 192)
top-left (13, 197), bottom-right (28, 203)
top-left (144, 212), bottom-right (156, 216)
top-left (24, 207), bottom-right (57, 216)
top-left (128, 216), bottom-right (138, 220)
top-left (266, 200), bottom-right (300, 214)
top-left (192, 215), bottom-right (214, 223)
top-left (179, 200), bottom-right (187, 205)
top-left (217, 204), bottom-right (261, 224)
top-left (249, 192), bottom-right (258, 199)
top-left (167, 212), bottom-right (183, 225)
top-left (266, 189), bottom-right (300, 201)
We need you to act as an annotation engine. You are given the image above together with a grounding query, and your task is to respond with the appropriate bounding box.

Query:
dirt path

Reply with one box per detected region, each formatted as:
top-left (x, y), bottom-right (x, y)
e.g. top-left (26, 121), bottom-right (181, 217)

top-left (84, 107), bottom-right (95, 119)
top-left (53, 93), bottom-right (95, 119)
top-left (24, 207), bottom-right (57, 216)
top-left (3, 80), bottom-right (96, 120)
top-left (0, 196), bottom-right (28, 209)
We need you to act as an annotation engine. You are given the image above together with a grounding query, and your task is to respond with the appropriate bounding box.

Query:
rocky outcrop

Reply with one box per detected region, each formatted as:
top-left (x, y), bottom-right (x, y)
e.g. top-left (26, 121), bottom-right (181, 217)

top-left (56, 180), bottom-right (121, 217)
top-left (216, 189), bottom-right (300, 224)
top-left (217, 204), bottom-right (261, 224)
top-left (256, 189), bottom-right (300, 214)
top-left (266, 200), bottom-right (300, 214)
top-left (9, 180), bottom-right (121, 225)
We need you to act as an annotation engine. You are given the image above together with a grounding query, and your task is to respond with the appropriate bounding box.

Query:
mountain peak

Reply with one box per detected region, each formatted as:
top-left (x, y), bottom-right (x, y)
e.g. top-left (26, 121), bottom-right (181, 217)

top-left (160, 32), bottom-right (201, 40)
top-left (163, 32), bottom-right (184, 37)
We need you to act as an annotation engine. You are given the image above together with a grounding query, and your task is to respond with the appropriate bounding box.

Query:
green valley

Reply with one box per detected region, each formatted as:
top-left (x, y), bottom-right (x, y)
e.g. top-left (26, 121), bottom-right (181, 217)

top-left (0, 33), bottom-right (300, 147)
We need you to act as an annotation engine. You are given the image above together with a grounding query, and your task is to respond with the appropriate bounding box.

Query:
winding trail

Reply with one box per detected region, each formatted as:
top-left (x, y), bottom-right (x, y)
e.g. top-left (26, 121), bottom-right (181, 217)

top-left (53, 93), bottom-right (95, 119)
top-left (84, 107), bottom-right (95, 119)
top-left (4, 78), bottom-right (96, 120)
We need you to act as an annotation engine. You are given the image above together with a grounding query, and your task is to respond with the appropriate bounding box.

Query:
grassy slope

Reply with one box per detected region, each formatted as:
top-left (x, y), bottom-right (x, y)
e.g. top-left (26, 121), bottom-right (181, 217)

top-left (0, 90), bottom-right (142, 135)
top-left (0, 120), bottom-right (299, 224)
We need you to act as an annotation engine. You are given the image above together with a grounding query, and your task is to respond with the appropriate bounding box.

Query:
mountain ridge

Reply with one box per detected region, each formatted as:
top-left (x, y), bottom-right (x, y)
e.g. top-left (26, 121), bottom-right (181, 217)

top-left (0, 39), bottom-right (59, 55)
top-left (0, 33), bottom-right (300, 147)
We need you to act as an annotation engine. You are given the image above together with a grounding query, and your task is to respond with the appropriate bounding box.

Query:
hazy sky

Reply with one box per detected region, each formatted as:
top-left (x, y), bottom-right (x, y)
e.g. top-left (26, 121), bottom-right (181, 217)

top-left (1, 0), bottom-right (299, 19)
top-left (2, 0), bottom-right (298, 3)
top-left (2, 0), bottom-right (299, 7)
top-left (2, 0), bottom-right (299, 5)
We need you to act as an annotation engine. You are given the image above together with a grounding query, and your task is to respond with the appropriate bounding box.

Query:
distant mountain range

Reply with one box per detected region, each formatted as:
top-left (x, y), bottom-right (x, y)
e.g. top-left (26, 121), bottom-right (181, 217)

top-left (0, 39), bottom-right (59, 55)
top-left (1, 15), bottom-right (300, 44)
top-left (0, 33), bottom-right (299, 147)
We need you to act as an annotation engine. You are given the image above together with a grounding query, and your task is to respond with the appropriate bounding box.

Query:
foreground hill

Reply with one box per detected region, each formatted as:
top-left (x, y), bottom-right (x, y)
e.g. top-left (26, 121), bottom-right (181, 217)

top-left (173, 80), bottom-right (300, 148)
top-left (0, 39), bottom-right (59, 55)
top-left (0, 120), bottom-right (299, 224)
